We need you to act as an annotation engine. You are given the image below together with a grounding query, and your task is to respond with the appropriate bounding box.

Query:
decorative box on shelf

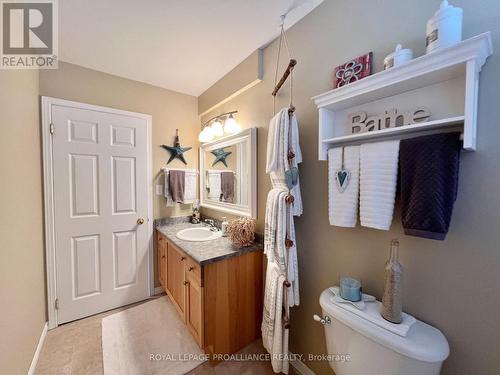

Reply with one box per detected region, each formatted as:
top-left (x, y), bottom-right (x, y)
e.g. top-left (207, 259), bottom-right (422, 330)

top-left (311, 32), bottom-right (493, 160)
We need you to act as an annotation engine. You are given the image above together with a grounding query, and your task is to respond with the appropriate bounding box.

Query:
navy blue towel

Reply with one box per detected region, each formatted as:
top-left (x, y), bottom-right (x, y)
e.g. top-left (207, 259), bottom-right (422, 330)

top-left (399, 133), bottom-right (461, 240)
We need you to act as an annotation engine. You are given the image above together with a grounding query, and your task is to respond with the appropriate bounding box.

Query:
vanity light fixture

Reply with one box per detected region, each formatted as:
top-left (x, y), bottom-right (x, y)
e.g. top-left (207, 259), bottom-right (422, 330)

top-left (224, 113), bottom-right (240, 134)
top-left (211, 119), bottom-right (224, 137)
top-left (199, 111), bottom-right (240, 143)
top-left (198, 126), bottom-right (215, 143)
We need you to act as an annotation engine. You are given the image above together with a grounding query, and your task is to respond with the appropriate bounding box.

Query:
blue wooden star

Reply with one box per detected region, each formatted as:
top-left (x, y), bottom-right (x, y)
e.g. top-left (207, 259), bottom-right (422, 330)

top-left (211, 148), bottom-right (232, 167)
top-left (161, 129), bottom-right (192, 165)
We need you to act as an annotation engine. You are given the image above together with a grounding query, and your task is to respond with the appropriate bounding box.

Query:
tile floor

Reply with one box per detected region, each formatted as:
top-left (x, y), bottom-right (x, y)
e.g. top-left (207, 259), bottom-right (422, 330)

top-left (35, 296), bottom-right (297, 375)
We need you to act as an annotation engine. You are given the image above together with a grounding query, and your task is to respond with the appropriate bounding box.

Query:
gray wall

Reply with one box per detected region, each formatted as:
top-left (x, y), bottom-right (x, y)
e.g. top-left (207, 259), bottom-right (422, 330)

top-left (0, 70), bottom-right (47, 374)
top-left (200, 0), bottom-right (500, 374)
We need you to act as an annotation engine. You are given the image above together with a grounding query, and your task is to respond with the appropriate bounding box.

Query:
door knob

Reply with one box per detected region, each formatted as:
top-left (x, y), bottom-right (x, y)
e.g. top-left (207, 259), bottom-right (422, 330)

top-left (137, 218), bottom-right (145, 225)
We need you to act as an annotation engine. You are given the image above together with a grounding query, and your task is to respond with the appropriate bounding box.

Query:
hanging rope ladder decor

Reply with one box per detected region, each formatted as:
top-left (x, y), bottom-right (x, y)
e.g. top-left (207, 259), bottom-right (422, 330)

top-left (272, 16), bottom-right (297, 331)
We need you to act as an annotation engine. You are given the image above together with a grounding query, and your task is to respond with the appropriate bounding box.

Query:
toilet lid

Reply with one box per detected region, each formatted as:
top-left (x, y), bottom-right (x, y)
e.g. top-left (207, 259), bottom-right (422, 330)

top-left (320, 289), bottom-right (449, 362)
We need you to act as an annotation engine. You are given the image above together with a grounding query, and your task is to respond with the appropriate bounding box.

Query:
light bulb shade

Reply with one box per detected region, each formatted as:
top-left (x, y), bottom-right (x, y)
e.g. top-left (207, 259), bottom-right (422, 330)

top-left (224, 116), bottom-right (240, 134)
top-left (211, 120), bottom-right (224, 137)
top-left (198, 126), bottom-right (215, 143)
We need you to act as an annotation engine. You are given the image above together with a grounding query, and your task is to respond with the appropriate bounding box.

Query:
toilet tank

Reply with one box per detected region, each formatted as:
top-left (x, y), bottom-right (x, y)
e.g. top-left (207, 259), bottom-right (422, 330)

top-left (319, 289), bottom-right (449, 375)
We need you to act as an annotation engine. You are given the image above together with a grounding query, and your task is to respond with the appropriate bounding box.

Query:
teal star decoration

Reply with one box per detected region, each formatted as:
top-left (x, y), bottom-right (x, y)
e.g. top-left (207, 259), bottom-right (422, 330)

top-left (211, 148), bottom-right (232, 167)
top-left (161, 129), bottom-right (192, 165)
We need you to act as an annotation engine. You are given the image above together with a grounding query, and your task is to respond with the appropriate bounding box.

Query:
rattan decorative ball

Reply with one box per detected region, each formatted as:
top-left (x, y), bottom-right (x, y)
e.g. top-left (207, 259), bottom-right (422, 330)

top-left (226, 217), bottom-right (255, 247)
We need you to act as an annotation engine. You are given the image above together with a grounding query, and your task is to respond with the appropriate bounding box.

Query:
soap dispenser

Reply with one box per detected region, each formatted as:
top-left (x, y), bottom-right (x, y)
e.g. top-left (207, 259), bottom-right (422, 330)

top-left (382, 239), bottom-right (403, 323)
top-left (221, 217), bottom-right (229, 237)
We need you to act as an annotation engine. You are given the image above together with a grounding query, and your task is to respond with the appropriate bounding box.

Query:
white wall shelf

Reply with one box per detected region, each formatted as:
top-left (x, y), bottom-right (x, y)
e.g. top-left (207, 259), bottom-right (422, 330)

top-left (312, 32), bottom-right (493, 160)
top-left (322, 116), bottom-right (465, 147)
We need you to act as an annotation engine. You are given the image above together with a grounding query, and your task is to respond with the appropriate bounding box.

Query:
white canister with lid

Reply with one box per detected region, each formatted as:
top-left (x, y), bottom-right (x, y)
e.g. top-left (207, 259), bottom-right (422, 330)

top-left (384, 44), bottom-right (413, 70)
top-left (426, 0), bottom-right (463, 53)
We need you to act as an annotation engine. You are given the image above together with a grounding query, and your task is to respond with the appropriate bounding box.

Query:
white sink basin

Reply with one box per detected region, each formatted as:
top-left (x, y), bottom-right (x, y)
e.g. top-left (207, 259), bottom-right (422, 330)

top-left (176, 227), bottom-right (222, 242)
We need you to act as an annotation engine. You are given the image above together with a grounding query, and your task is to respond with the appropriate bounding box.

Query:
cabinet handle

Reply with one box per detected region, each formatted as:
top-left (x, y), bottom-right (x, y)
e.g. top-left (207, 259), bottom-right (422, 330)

top-left (162, 255), bottom-right (166, 259)
top-left (181, 256), bottom-right (186, 261)
top-left (184, 281), bottom-right (189, 286)
top-left (188, 266), bottom-right (195, 272)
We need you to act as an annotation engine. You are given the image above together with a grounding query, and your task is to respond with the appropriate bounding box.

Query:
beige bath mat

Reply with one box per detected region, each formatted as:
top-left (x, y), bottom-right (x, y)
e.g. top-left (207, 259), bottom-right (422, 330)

top-left (102, 296), bottom-right (205, 375)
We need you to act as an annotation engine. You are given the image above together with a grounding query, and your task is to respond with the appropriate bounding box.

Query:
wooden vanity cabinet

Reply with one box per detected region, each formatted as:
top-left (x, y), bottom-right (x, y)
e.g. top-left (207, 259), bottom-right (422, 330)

top-left (166, 242), bottom-right (187, 318)
top-left (157, 232), bottom-right (167, 288)
top-left (185, 258), bottom-right (204, 346)
top-left (156, 230), bottom-right (263, 361)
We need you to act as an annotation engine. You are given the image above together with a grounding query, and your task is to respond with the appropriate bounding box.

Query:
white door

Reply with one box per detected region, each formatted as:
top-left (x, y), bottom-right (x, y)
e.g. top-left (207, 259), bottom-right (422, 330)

top-left (50, 101), bottom-right (151, 324)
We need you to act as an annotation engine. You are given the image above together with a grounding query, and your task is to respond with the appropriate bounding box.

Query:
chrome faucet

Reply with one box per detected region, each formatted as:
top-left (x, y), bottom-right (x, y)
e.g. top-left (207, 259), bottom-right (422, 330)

top-left (203, 219), bottom-right (218, 231)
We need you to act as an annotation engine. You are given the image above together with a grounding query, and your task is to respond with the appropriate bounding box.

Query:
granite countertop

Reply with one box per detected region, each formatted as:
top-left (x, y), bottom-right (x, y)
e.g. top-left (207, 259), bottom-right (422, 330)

top-left (155, 218), bottom-right (263, 266)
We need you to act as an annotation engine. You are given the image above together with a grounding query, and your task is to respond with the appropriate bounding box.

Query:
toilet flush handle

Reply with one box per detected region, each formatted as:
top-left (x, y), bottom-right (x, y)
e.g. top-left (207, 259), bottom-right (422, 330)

top-left (313, 314), bottom-right (331, 325)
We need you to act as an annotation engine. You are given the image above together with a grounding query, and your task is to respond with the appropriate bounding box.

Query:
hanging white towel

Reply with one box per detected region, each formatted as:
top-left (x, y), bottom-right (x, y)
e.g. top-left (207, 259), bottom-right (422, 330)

top-left (206, 170), bottom-right (221, 200)
top-left (266, 108), bottom-right (302, 173)
top-left (266, 109), bottom-right (287, 173)
top-left (264, 189), bottom-right (281, 264)
top-left (164, 169), bottom-right (197, 205)
top-left (328, 146), bottom-right (360, 227)
top-left (287, 207), bottom-right (299, 307)
top-left (183, 170), bottom-right (197, 204)
top-left (261, 262), bottom-right (287, 373)
top-left (360, 141), bottom-right (400, 230)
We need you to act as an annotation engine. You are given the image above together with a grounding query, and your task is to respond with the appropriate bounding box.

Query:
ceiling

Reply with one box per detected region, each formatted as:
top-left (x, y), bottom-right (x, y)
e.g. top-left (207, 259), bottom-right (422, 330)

top-left (59, 0), bottom-right (324, 96)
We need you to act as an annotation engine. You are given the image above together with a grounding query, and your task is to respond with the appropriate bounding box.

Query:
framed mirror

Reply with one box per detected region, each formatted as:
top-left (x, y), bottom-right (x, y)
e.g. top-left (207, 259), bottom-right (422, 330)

top-left (199, 128), bottom-right (257, 218)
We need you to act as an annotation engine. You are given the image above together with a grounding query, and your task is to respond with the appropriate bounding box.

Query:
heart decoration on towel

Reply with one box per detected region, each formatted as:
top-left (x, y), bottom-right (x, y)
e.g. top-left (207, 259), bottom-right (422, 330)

top-left (285, 167), bottom-right (299, 189)
top-left (335, 169), bottom-right (351, 193)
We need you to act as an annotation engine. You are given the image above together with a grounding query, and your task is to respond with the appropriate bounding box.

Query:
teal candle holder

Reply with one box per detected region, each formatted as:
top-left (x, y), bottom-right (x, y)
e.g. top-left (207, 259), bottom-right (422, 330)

top-left (340, 277), bottom-right (362, 302)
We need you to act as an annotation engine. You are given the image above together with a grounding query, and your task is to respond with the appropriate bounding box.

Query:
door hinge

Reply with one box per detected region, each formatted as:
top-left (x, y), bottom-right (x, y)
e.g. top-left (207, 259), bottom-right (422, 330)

top-left (49, 123), bottom-right (54, 135)
top-left (54, 298), bottom-right (59, 310)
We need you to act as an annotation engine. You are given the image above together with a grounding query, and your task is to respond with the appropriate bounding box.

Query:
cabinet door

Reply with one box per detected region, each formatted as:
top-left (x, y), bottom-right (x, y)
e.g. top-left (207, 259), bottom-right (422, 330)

top-left (157, 234), bottom-right (166, 288)
top-left (166, 243), bottom-right (186, 318)
top-left (185, 261), bottom-right (203, 347)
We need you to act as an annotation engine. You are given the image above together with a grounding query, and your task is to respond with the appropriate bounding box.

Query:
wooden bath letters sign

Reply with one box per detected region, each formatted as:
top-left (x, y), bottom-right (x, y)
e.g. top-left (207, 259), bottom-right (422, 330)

top-left (349, 107), bottom-right (431, 134)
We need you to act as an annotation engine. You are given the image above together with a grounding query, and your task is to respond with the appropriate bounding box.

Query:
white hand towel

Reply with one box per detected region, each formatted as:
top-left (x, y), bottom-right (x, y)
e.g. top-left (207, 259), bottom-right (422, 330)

top-left (206, 170), bottom-right (221, 200)
top-left (183, 170), bottom-right (197, 204)
top-left (360, 141), bottom-right (400, 230)
top-left (328, 146), bottom-right (360, 227)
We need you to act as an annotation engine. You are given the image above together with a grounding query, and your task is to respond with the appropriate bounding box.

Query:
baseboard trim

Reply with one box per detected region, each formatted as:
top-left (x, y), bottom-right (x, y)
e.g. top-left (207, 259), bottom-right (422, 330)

top-left (153, 286), bottom-right (165, 296)
top-left (290, 353), bottom-right (315, 375)
top-left (28, 322), bottom-right (48, 375)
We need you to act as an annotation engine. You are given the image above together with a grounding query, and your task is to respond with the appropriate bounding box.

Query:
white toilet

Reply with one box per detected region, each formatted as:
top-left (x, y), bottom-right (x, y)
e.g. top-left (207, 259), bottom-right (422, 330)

top-left (318, 288), bottom-right (449, 375)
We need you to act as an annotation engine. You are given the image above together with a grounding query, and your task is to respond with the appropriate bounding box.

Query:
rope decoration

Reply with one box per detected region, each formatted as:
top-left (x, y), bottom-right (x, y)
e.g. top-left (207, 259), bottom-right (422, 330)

top-left (226, 217), bottom-right (256, 247)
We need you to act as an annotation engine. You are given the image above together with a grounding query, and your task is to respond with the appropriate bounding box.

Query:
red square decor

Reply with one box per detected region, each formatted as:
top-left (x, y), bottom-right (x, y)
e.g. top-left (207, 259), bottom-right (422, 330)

top-left (334, 52), bottom-right (373, 88)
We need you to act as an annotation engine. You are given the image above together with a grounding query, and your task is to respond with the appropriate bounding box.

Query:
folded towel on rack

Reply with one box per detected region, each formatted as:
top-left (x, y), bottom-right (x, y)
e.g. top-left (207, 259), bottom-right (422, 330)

top-left (360, 141), bottom-right (400, 230)
top-left (183, 170), bottom-right (197, 204)
top-left (262, 262), bottom-right (287, 373)
top-left (168, 170), bottom-right (185, 203)
top-left (206, 170), bottom-right (221, 200)
top-left (220, 171), bottom-right (234, 203)
top-left (269, 172), bottom-right (303, 217)
top-left (287, 206), bottom-right (300, 307)
top-left (264, 188), bottom-right (300, 307)
top-left (266, 109), bottom-right (287, 173)
top-left (264, 189), bottom-right (281, 263)
top-left (328, 146), bottom-right (360, 227)
top-left (400, 133), bottom-right (461, 240)
top-left (266, 108), bottom-right (302, 174)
